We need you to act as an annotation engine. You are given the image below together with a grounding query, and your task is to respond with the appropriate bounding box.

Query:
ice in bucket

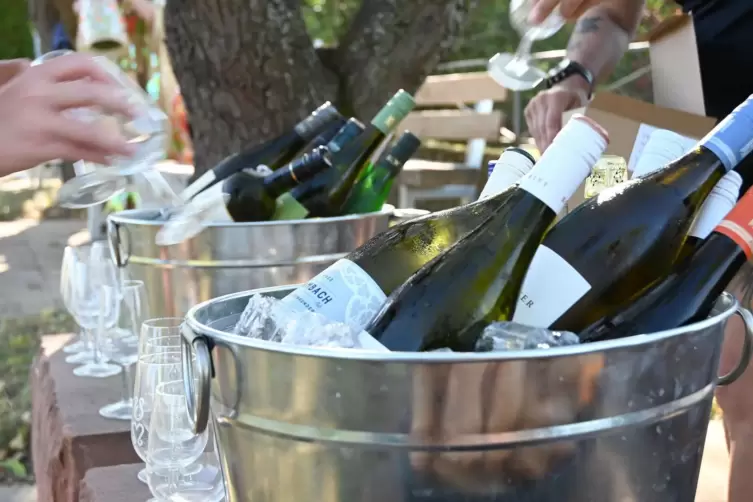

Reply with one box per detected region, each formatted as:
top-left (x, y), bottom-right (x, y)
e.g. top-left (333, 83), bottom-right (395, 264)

top-left (476, 321), bottom-right (580, 351)
top-left (233, 294), bottom-right (368, 349)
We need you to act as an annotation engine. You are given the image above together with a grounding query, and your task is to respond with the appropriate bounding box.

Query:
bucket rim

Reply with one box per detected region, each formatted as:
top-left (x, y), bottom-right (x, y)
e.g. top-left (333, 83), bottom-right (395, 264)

top-left (108, 205), bottom-right (394, 228)
top-left (184, 286), bottom-right (739, 362)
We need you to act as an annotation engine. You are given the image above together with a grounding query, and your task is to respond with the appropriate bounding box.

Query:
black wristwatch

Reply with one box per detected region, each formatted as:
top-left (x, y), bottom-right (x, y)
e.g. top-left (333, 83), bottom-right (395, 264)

top-left (544, 59), bottom-right (595, 99)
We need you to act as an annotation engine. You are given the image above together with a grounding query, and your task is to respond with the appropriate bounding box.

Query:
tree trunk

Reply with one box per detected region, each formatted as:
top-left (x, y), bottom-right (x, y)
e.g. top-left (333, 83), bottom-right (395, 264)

top-left (163, 0), bottom-right (479, 179)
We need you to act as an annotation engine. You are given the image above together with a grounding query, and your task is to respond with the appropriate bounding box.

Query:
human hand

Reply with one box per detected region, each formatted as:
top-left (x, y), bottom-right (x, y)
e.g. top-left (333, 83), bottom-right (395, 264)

top-left (525, 84), bottom-right (589, 152)
top-left (529, 0), bottom-right (606, 25)
top-left (409, 352), bottom-right (603, 493)
top-left (0, 52), bottom-right (136, 176)
top-left (0, 59), bottom-right (30, 87)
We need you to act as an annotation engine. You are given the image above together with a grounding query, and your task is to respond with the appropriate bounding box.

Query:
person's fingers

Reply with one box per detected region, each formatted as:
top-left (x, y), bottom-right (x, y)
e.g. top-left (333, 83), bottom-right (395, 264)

top-left (47, 114), bottom-right (135, 158)
top-left (32, 137), bottom-right (112, 166)
top-left (542, 102), bottom-right (565, 152)
top-left (528, 0), bottom-right (559, 25)
top-left (525, 100), bottom-right (546, 151)
top-left (0, 59), bottom-right (30, 86)
top-left (38, 52), bottom-right (119, 85)
top-left (50, 80), bottom-right (136, 118)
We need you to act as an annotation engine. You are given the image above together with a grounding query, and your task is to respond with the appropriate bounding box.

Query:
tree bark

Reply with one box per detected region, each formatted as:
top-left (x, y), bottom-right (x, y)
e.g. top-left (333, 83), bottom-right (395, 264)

top-left (163, 0), bottom-right (479, 178)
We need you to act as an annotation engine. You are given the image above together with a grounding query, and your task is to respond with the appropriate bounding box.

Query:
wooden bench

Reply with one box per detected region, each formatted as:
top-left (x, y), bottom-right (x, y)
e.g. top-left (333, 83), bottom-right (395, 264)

top-left (395, 71), bottom-right (508, 209)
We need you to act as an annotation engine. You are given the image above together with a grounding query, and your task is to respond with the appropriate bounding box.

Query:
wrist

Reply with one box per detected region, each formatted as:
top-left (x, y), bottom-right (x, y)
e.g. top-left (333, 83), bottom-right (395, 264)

top-left (554, 79), bottom-right (591, 107)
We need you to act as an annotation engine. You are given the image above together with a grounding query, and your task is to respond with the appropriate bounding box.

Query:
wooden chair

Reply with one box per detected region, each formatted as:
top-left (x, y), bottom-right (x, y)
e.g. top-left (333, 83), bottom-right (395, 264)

top-left (395, 71), bottom-right (508, 208)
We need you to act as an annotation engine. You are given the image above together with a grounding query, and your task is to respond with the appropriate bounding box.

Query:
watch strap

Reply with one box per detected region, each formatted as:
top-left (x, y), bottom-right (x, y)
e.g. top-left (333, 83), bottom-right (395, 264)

top-left (544, 59), bottom-right (595, 98)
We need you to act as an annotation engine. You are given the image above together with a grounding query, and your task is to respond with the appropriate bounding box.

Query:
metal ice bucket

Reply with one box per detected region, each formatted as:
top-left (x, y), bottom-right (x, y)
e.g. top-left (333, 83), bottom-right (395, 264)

top-left (182, 286), bottom-right (753, 502)
top-left (106, 207), bottom-right (393, 317)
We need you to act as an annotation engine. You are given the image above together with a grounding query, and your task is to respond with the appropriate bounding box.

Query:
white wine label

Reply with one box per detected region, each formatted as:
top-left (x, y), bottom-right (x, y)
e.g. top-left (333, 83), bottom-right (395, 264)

top-left (278, 259), bottom-right (389, 335)
top-left (630, 127), bottom-right (697, 178)
top-left (519, 116), bottom-right (607, 214)
top-left (479, 150), bottom-right (534, 200)
top-left (512, 245), bottom-right (592, 328)
top-left (272, 193), bottom-right (309, 220)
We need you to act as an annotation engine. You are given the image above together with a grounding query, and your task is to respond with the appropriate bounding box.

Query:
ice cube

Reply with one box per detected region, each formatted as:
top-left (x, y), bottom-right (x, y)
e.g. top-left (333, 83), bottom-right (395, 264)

top-left (430, 347), bottom-right (455, 353)
top-left (233, 294), bottom-right (284, 341)
top-left (476, 321), bottom-right (580, 352)
top-left (279, 310), bottom-right (362, 349)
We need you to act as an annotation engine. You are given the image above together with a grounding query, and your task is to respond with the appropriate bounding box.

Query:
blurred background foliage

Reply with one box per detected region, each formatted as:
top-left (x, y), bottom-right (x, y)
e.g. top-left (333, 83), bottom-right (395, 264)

top-left (0, 0), bottom-right (35, 60)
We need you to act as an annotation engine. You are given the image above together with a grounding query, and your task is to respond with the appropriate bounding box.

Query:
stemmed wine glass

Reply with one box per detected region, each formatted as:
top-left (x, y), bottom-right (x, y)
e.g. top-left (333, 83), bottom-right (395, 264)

top-left (488, 0), bottom-right (565, 91)
top-left (99, 280), bottom-right (148, 420)
top-left (131, 319), bottom-right (185, 487)
top-left (68, 241), bottom-right (123, 378)
top-left (60, 245), bottom-right (88, 355)
top-left (145, 381), bottom-right (211, 501)
top-left (31, 49), bottom-right (169, 209)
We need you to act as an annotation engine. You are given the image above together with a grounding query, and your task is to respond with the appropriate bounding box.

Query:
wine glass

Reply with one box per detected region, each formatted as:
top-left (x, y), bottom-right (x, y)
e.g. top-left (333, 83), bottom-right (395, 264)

top-left (132, 318), bottom-right (185, 485)
top-left (488, 0), bottom-right (565, 91)
top-left (145, 381), bottom-right (210, 501)
top-left (60, 245), bottom-right (89, 354)
top-left (31, 50), bottom-right (169, 208)
top-left (69, 242), bottom-right (123, 378)
top-left (99, 280), bottom-right (148, 420)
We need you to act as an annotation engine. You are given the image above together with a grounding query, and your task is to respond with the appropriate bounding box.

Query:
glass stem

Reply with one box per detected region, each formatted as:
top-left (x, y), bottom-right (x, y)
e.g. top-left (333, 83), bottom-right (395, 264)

top-left (122, 363), bottom-right (134, 402)
top-left (94, 317), bottom-right (104, 364)
top-left (514, 33), bottom-right (535, 61)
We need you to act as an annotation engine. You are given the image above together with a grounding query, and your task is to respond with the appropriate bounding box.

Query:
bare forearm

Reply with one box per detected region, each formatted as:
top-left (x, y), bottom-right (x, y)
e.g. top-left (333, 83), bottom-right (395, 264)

top-left (561, 1), bottom-right (643, 93)
top-left (728, 429), bottom-right (753, 502)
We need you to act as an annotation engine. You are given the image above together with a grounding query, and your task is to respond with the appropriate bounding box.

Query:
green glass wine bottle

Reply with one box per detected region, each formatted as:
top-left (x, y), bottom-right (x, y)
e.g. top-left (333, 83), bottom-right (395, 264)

top-left (364, 115), bottom-right (609, 351)
top-left (513, 94), bottom-right (753, 333)
top-left (343, 131), bottom-right (421, 214)
top-left (272, 118), bottom-right (366, 220)
top-left (178, 102), bottom-right (342, 201)
top-left (273, 90), bottom-right (416, 219)
top-left (275, 146), bottom-right (537, 330)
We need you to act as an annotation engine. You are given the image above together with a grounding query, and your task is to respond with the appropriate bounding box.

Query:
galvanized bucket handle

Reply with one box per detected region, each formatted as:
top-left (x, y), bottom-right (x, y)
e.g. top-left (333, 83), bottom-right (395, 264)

top-left (717, 305), bottom-right (753, 386)
top-left (107, 218), bottom-right (131, 268)
top-left (181, 322), bottom-right (212, 434)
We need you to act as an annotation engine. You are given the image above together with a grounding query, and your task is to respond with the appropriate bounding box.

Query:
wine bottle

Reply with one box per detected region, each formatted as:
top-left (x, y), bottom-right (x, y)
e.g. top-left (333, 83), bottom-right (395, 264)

top-left (178, 102), bottom-right (342, 202)
top-left (513, 95), bottom-right (753, 333)
top-left (630, 129), bottom-right (697, 179)
top-left (678, 171), bottom-right (741, 262)
top-left (303, 116), bottom-right (348, 151)
top-left (364, 115), bottom-right (609, 351)
top-left (579, 187), bottom-right (753, 343)
top-left (154, 149), bottom-right (333, 245)
top-left (275, 90), bottom-right (417, 219)
top-left (275, 146), bottom-right (537, 326)
top-left (343, 131), bottom-right (421, 215)
top-left (272, 118), bottom-right (366, 220)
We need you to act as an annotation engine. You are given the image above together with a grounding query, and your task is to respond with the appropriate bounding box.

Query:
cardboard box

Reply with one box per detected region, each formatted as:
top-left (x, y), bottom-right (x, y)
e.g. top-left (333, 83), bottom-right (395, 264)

top-left (562, 92), bottom-right (717, 212)
top-left (639, 13), bottom-right (705, 116)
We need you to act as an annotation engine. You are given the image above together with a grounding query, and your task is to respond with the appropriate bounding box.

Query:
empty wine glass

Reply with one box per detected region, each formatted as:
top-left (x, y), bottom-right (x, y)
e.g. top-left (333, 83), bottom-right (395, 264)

top-left (145, 380), bottom-right (209, 501)
top-left (132, 318), bottom-right (185, 485)
top-left (60, 245), bottom-right (88, 354)
top-left (31, 50), bottom-right (169, 208)
top-left (99, 280), bottom-right (148, 420)
top-left (132, 347), bottom-right (182, 501)
top-left (69, 242), bottom-right (123, 378)
top-left (488, 0), bottom-right (565, 91)
top-left (65, 241), bottom-right (110, 364)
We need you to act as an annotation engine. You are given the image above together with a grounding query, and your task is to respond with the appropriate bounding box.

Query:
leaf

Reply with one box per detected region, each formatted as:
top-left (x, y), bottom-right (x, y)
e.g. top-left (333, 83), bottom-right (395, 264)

top-left (0, 458), bottom-right (27, 477)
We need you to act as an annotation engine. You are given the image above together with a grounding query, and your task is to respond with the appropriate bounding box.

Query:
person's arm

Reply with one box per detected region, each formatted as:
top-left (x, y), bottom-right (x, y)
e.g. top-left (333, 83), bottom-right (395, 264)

top-left (560, 0), bottom-right (645, 96)
top-left (525, 0), bottom-right (644, 151)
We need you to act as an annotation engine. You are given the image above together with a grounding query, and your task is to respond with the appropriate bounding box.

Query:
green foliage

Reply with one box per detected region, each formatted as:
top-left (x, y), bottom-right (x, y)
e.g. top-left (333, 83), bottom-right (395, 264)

top-left (0, 0), bottom-right (35, 60)
top-left (300, 0), bottom-right (681, 99)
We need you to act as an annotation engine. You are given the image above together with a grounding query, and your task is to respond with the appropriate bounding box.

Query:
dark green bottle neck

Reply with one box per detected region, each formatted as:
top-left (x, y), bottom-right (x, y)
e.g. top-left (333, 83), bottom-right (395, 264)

top-left (263, 147), bottom-right (331, 198)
